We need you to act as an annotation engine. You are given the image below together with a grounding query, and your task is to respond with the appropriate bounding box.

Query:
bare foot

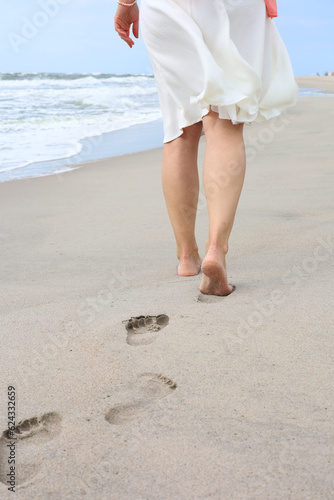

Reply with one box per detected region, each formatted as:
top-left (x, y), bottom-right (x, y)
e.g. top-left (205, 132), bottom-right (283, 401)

top-left (199, 247), bottom-right (234, 296)
top-left (177, 252), bottom-right (202, 276)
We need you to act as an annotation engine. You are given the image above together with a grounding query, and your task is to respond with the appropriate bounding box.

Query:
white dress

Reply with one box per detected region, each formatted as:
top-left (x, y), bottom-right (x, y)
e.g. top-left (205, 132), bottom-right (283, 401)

top-left (140, 0), bottom-right (299, 143)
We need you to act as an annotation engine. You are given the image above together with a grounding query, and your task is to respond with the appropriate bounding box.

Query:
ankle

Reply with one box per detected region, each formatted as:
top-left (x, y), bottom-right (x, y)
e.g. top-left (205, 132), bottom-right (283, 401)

top-left (177, 246), bottom-right (200, 261)
top-left (205, 240), bottom-right (228, 257)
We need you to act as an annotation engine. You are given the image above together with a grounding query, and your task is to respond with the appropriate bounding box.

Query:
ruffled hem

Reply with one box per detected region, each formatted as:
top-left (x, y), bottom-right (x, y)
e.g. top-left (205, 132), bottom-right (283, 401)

top-left (163, 95), bottom-right (297, 144)
top-left (163, 23), bottom-right (299, 142)
top-left (140, 0), bottom-right (298, 144)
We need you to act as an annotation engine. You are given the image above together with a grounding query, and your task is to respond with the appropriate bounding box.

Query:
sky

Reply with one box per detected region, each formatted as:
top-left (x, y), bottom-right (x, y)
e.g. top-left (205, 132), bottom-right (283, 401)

top-left (0, 0), bottom-right (333, 76)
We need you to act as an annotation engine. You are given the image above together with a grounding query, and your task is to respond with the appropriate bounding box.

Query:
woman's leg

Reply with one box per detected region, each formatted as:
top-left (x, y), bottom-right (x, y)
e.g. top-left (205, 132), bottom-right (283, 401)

top-left (162, 121), bottom-right (203, 276)
top-left (200, 109), bottom-right (246, 295)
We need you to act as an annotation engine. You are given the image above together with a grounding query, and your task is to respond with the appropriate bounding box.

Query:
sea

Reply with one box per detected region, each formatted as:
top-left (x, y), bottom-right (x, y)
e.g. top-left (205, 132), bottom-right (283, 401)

top-left (0, 73), bottom-right (332, 183)
top-left (0, 72), bottom-right (163, 183)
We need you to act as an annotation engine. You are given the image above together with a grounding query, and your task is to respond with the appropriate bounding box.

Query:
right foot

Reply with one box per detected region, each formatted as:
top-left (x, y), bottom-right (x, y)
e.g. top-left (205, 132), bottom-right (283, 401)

top-left (199, 247), bottom-right (234, 296)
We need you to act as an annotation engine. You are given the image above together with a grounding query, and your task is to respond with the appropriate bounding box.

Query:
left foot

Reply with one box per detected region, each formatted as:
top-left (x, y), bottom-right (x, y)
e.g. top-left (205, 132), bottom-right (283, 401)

top-left (177, 252), bottom-right (202, 276)
top-left (199, 247), bottom-right (234, 296)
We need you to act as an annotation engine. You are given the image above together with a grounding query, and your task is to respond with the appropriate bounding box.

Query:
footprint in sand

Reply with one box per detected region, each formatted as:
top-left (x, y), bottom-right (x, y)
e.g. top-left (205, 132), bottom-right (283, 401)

top-left (105, 373), bottom-right (177, 425)
top-left (0, 412), bottom-right (62, 487)
top-left (123, 314), bottom-right (169, 346)
top-left (197, 285), bottom-right (236, 303)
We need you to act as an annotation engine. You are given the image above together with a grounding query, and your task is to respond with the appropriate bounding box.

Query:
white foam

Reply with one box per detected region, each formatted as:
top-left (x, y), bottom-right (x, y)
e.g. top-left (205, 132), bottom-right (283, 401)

top-left (298, 87), bottom-right (334, 97)
top-left (0, 73), bottom-right (161, 179)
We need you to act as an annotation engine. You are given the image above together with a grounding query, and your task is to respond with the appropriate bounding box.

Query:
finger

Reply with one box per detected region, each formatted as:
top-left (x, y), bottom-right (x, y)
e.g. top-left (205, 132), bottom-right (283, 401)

top-left (117, 28), bottom-right (128, 36)
top-left (119, 32), bottom-right (132, 42)
top-left (117, 30), bottom-right (133, 45)
top-left (118, 33), bottom-right (134, 47)
top-left (114, 20), bottom-right (129, 36)
top-left (132, 20), bottom-right (139, 38)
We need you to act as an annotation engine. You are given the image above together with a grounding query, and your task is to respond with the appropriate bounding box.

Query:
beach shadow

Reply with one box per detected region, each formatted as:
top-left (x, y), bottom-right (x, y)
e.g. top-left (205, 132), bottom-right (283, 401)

top-left (197, 285), bottom-right (236, 303)
top-left (123, 314), bottom-right (169, 346)
top-left (105, 373), bottom-right (177, 425)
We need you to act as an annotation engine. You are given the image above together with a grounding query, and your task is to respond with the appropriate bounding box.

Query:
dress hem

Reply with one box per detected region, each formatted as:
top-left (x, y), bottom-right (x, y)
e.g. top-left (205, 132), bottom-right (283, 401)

top-left (162, 102), bottom-right (295, 144)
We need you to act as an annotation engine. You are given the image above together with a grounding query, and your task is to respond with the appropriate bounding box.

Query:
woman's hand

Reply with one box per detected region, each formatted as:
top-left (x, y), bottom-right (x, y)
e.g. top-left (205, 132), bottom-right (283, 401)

top-left (114, 3), bottom-right (139, 48)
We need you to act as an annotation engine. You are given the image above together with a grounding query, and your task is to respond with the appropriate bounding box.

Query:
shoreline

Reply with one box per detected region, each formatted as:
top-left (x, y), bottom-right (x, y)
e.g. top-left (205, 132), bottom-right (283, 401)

top-left (0, 118), bottom-right (164, 184)
top-left (1, 75), bottom-right (334, 184)
top-left (295, 74), bottom-right (334, 93)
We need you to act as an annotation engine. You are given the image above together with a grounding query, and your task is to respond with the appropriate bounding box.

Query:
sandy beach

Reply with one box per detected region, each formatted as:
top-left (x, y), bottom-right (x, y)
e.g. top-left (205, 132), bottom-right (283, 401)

top-left (296, 75), bottom-right (334, 93)
top-left (0, 76), bottom-right (333, 499)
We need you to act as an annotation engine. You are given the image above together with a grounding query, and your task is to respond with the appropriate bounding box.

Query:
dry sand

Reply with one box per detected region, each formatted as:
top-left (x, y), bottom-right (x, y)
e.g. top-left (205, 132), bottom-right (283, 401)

top-left (0, 77), bottom-right (333, 499)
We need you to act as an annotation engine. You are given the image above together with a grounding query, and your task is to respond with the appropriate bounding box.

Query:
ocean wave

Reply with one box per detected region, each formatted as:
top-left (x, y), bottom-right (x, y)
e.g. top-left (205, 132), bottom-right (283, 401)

top-left (0, 73), bottom-right (161, 178)
top-left (0, 72), bottom-right (154, 82)
top-left (0, 79), bottom-right (158, 97)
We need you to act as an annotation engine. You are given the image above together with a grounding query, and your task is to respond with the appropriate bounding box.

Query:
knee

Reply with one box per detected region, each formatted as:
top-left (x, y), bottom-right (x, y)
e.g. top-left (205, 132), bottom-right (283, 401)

top-left (202, 107), bottom-right (219, 134)
top-left (164, 121), bottom-right (202, 152)
top-left (180, 121), bottom-right (203, 143)
top-left (203, 114), bottom-right (244, 138)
